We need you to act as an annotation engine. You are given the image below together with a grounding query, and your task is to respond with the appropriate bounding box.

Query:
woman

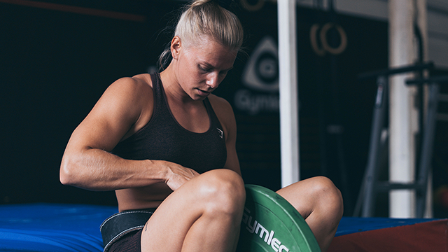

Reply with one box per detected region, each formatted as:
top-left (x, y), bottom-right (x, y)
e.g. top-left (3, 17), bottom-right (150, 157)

top-left (60, 1), bottom-right (343, 251)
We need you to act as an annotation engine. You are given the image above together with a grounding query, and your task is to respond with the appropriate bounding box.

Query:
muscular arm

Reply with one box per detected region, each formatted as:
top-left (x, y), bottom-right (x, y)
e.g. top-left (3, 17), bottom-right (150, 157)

top-left (60, 77), bottom-right (196, 191)
top-left (209, 95), bottom-right (241, 176)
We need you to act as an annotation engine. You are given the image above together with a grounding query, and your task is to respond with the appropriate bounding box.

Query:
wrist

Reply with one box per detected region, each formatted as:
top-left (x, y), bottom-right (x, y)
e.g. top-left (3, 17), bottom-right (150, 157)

top-left (146, 159), bottom-right (170, 181)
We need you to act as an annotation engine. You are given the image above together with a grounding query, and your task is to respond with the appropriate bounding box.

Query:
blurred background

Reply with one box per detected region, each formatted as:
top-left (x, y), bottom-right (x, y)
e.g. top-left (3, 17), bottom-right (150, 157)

top-left (1, 0), bottom-right (447, 218)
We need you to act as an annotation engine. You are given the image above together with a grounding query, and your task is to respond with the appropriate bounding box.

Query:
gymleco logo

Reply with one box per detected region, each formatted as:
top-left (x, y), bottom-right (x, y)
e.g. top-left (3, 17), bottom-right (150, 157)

top-left (242, 207), bottom-right (290, 252)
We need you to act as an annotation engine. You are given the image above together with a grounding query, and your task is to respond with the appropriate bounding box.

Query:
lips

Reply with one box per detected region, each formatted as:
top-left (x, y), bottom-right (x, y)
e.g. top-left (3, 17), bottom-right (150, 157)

top-left (197, 88), bottom-right (211, 96)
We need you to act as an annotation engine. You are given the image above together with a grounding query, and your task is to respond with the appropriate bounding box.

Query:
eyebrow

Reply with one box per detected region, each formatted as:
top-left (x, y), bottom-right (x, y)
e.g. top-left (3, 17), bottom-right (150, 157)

top-left (200, 62), bottom-right (233, 72)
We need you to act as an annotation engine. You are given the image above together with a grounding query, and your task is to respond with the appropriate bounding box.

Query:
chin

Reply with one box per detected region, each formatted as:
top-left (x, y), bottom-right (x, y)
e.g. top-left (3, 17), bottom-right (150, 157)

top-left (194, 96), bottom-right (208, 101)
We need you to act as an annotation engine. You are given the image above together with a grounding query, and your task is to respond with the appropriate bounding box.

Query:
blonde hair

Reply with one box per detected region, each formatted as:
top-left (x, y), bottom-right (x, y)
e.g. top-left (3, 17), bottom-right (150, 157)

top-left (158, 0), bottom-right (244, 70)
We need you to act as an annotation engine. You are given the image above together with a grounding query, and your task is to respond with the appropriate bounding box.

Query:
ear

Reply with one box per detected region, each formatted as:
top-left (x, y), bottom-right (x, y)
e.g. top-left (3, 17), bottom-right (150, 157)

top-left (171, 36), bottom-right (182, 59)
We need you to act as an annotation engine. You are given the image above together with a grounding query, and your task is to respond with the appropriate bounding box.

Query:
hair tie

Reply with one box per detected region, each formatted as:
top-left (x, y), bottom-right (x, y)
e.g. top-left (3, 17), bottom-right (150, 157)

top-left (216, 0), bottom-right (232, 10)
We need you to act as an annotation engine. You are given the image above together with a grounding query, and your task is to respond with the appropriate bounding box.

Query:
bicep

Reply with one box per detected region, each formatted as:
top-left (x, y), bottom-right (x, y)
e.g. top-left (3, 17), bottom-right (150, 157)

top-left (224, 140), bottom-right (241, 176)
top-left (223, 105), bottom-right (240, 175)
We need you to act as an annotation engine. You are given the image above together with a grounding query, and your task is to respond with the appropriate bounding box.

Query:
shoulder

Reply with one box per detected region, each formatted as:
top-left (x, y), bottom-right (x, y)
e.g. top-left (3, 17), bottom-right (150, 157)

top-left (105, 74), bottom-right (153, 99)
top-left (99, 74), bottom-right (154, 111)
top-left (92, 74), bottom-right (154, 124)
top-left (208, 94), bottom-right (234, 119)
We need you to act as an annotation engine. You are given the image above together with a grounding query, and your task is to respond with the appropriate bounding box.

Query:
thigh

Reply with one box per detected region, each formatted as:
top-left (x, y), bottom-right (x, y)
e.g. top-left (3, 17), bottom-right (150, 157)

top-left (140, 169), bottom-right (244, 252)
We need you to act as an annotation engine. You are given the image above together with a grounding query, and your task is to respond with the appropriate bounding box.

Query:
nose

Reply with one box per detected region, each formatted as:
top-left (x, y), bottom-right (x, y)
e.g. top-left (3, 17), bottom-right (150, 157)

top-left (206, 72), bottom-right (219, 89)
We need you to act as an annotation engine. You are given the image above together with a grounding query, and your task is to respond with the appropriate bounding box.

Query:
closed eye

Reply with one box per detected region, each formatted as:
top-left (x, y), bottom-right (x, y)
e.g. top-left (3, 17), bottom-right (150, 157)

top-left (198, 64), bottom-right (212, 73)
top-left (198, 63), bottom-right (233, 75)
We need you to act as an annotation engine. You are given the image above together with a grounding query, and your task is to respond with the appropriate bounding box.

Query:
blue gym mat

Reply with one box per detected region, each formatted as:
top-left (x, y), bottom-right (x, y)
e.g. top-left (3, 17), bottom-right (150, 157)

top-left (0, 204), bottom-right (117, 252)
top-left (0, 203), bottom-right (439, 252)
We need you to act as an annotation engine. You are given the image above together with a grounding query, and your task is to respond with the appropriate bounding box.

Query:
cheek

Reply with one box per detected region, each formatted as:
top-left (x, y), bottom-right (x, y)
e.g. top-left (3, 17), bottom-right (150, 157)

top-left (178, 70), bottom-right (201, 90)
top-left (186, 69), bottom-right (205, 84)
top-left (177, 57), bottom-right (205, 86)
top-left (177, 64), bottom-right (194, 85)
top-left (179, 59), bottom-right (197, 78)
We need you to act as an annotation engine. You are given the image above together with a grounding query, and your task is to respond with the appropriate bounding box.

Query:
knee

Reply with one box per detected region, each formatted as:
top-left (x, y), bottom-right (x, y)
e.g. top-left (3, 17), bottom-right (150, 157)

top-left (198, 169), bottom-right (246, 215)
top-left (310, 176), bottom-right (343, 216)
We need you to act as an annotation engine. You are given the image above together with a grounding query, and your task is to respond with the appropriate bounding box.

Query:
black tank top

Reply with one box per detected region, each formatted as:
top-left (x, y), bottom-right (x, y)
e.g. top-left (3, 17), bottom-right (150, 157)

top-left (112, 73), bottom-right (227, 173)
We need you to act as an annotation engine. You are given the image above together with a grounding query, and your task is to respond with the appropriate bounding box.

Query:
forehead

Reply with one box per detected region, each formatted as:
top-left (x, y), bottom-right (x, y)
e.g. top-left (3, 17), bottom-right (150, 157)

top-left (184, 36), bottom-right (238, 67)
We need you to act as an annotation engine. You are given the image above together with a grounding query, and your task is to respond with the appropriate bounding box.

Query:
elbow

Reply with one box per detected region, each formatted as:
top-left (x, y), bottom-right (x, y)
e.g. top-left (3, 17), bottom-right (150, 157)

top-left (59, 155), bottom-right (79, 186)
top-left (59, 170), bottom-right (72, 186)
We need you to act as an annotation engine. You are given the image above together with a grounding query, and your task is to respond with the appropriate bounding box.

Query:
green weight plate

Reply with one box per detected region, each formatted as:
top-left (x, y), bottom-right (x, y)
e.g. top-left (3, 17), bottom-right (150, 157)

top-left (236, 184), bottom-right (321, 252)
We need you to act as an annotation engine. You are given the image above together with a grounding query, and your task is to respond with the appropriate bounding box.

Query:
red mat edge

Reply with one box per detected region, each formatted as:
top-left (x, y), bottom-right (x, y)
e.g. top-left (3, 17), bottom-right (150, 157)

top-left (328, 219), bottom-right (448, 252)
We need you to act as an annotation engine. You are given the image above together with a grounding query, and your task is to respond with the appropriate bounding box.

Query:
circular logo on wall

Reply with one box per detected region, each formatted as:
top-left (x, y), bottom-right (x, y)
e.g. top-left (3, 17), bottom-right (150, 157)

top-left (236, 36), bottom-right (280, 115)
top-left (243, 36), bottom-right (279, 93)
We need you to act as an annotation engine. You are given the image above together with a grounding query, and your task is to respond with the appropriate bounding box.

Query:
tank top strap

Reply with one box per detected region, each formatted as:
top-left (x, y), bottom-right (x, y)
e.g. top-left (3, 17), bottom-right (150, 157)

top-left (149, 72), bottom-right (168, 118)
top-left (149, 72), bottom-right (161, 94)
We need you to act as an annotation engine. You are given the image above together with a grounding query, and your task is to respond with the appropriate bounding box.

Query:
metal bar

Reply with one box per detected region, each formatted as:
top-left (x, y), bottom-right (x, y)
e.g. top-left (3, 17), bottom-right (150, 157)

top-left (405, 75), bottom-right (448, 85)
top-left (361, 76), bottom-right (388, 217)
top-left (375, 182), bottom-right (425, 192)
top-left (416, 83), bottom-right (439, 217)
top-left (278, 0), bottom-right (299, 187)
top-left (389, 0), bottom-right (418, 218)
top-left (358, 62), bottom-right (434, 80)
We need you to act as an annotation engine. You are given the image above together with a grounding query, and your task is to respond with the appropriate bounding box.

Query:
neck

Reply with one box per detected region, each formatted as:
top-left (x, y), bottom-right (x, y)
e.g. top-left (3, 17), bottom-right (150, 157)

top-left (159, 64), bottom-right (201, 105)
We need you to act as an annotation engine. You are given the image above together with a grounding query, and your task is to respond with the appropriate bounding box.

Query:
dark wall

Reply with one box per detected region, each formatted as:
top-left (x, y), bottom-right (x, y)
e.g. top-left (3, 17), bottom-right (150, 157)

top-left (1, 1), bottom-right (390, 216)
top-left (0, 0), bottom-right (181, 205)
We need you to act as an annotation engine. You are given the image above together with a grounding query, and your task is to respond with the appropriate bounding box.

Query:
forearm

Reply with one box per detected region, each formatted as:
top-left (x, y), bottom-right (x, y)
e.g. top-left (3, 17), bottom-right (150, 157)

top-left (60, 148), bottom-right (167, 191)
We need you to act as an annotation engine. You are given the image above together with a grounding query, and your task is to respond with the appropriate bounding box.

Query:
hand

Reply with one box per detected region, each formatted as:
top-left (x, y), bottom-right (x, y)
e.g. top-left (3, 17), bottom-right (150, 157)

top-left (164, 162), bottom-right (200, 191)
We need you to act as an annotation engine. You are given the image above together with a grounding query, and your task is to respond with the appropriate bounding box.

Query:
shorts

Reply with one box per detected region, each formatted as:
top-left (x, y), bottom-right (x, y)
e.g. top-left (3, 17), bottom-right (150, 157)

top-left (100, 208), bottom-right (157, 252)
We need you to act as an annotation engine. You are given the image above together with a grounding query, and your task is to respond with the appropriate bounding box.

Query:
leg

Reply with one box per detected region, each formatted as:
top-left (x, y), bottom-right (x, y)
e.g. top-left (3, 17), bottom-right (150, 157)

top-left (141, 169), bottom-right (245, 252)
top-left (276, 176), bottom-right (343, 252)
